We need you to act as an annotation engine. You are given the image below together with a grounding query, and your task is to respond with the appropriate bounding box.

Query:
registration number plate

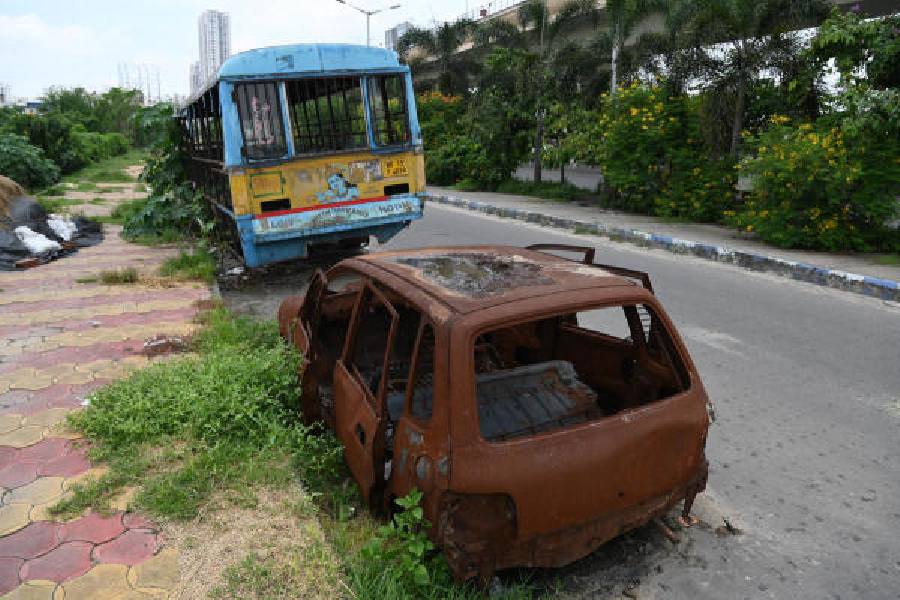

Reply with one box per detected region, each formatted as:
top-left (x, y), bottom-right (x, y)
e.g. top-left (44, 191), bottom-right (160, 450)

top-left (383, 158), bottom-right (408, 178)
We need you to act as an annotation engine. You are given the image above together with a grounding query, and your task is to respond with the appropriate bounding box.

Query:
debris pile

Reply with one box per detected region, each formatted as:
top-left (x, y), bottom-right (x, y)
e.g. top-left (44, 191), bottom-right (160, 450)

top-left (0, 175), bottom-right (103, 270)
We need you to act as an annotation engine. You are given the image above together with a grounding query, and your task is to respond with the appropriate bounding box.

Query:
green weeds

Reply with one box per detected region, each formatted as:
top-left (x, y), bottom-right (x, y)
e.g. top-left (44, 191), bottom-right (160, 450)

top-left (98, 268), bottom-right (139, 284)
top-left (61, 149), bottom-right (147, 184)
top-left (59, 308), bottom-right (537, 599)
top-left (159, 249), bottom-right (216, 282)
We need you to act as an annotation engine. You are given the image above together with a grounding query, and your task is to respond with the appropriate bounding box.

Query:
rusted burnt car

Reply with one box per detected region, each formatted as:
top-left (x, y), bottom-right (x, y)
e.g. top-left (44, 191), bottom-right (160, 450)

top-left (278, 244), bottom-right (710, 581)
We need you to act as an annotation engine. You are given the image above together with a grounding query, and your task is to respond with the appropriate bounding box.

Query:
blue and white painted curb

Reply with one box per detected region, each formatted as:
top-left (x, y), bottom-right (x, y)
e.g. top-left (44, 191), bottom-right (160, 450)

top-left (426, 194), bottom-right (900, 302)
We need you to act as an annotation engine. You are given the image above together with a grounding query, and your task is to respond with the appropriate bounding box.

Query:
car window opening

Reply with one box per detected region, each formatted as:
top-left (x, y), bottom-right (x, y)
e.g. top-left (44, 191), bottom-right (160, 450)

top-left (474, 305), bottom-right (689, 442)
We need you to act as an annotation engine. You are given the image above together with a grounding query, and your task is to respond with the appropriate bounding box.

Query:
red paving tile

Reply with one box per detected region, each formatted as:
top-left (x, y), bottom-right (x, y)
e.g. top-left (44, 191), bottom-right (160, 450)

top-left (17, 438), bottom-right (71, 462)
top-left (0, 446), bottom-right (17, 464)
top-left (122, 513), bottom-right (157, 531)
top-left (0, 460), bottom-right (39, 489)
top-left (0, 557), bottom-right (23, 595)
top-left (0, 383), bottom-right (101, 416)
top-left (58, 512), bottom-right (125, 545)
top-left (37, 448), bottom-right (91, 478)
top-left (93, 529), bottom-right (160, 566)
top-left (0, 521), bottom-right (60, 559)
top-left (19, 541), bottom-right (93, 583)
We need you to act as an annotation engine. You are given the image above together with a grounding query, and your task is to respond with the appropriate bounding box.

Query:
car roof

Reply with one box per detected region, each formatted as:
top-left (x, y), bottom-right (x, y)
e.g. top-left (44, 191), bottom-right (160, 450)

top-left (343, 246), bottom-right (643, 316)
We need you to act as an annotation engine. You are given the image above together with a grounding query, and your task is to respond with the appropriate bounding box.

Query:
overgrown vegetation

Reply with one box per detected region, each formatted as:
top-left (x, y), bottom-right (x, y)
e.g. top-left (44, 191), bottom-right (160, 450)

top-left (404, 3), bottom-right (900, 252)
top-left (0, 87), bottom-right (154, 191)
top-left (159, 249), bottom-right (216, 282)
top-left (99, 268), bottom-right (139, 285)
top-left (59, 309), bottom-right (535, 598)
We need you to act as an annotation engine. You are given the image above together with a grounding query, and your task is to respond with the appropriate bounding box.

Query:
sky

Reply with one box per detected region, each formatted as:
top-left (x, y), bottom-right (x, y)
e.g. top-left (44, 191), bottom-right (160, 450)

top-left (0, 0), bottom-right (474, 100)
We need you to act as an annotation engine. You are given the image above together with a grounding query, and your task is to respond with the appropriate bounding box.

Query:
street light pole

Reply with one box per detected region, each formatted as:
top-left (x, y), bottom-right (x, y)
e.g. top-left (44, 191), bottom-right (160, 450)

top-left (335, 0), bottom-right (402, 47)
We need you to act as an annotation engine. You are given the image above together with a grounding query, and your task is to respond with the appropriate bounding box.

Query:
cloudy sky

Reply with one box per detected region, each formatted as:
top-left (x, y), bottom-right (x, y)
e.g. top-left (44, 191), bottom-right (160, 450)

top-left (0, 0), bottom-right (474, 99)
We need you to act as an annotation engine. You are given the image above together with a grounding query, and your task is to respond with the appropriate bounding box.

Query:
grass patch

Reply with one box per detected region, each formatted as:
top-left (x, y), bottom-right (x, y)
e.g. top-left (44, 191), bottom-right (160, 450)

top-left (872, 254), bottom-right (900, 266)
top-left (41, 184), bottom-right (68, 196)
top-left (160, 249), bottom-right (216, 282)
top-left (93, 198), bottom-right (147, 226)
top-left (75, 182), bottom-right (99, 192)
top-left (134, 182), bottom-right (148, 192)
top-left (62, 149), bottom-right (148, 184)
top-left (90, 197), bottom-right (106, 205)
top-left (57, 309), bottom-right (538, 599)
top-left (450, 178), bottom-right (481, 192)
top-left (75, 276), bottom-right (99, 284)
top-left (37, 197), bottom-right (84, 213)
top-left (99, 268), bottom-right (139, 284)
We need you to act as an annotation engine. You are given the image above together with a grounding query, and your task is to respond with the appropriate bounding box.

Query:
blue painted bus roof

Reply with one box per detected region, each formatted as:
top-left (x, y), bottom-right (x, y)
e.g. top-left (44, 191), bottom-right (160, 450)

top-left (217, 43), bottom-right (402, 80)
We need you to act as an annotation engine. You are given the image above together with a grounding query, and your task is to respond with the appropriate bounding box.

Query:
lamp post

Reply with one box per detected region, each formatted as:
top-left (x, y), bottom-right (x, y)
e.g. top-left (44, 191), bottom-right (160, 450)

top-left (335, 0), bottom-right (402, 46)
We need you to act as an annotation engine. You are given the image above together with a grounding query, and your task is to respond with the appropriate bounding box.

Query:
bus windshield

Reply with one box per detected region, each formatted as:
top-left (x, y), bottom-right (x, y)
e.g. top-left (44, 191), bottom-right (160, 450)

top-left (234, 74), bottom-right (412, 161)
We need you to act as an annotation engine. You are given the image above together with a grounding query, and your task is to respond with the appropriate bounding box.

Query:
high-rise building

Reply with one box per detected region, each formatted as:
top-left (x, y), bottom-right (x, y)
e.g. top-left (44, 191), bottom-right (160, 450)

top-left (198, 10), bottom-right (231, 84)
top-left (385, 21), bottom-right (413, 51)
top-left (189, 62), bottom-right (203, 96)
top-left (0, 83), bottom-right (10, 106)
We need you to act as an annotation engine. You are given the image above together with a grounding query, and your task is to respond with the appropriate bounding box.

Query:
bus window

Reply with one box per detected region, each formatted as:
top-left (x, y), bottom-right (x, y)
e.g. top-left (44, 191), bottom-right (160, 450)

top-left (234, 82), bottom-right (288, 160)
top-left (286, 77), bottom-right (368, 153)
top-left (368, 74), bottom-right (410, 147)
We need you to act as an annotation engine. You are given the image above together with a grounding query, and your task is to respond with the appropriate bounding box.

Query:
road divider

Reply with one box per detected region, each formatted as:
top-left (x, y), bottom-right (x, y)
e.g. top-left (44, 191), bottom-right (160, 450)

top-left (425, 194), bottom-right (900, 302)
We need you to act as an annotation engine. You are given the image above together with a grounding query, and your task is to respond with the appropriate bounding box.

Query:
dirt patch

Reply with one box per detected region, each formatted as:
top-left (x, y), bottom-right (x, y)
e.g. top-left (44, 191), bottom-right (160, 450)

top-left (162, 487), bottom-right (340, 599)
top-left (125, 165), bottom-right (144, 179)
top-left (142, 334), bottom-right (191, 357)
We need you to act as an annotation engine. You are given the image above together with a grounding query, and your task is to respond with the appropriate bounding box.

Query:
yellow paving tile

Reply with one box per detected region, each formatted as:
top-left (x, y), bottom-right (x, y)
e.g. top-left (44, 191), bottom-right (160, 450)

top-left (0, 503), bottom-right (31, 536)
top-left (1, 578), bottom-right (57, 600)
top-left (0, 413), bottom-right (23, 434)
top-left (0, 299), bottom-right (200, 326)
top-left (8, 371), bottom-right (54, 391)
top-left (22, 408), bottom-right (71, 428)
top-left (62, 466), bottom-right (109, 491)
top-left (109, 487), bottom-right (138, 512)
top-left (28, 493), bottom-right (75, 522)
top-left (53, 370), bottom-right (96, 386)
top-left (55, 564), bottom-right (131, 600)
top-left (0, 425), bottom-right (44, 448)
top-left (74, 359), bottom-right (115, 374)
top-left (126, 548), bottom-right (180, 591)
top-left (7, 477), bottom-right (65, 505)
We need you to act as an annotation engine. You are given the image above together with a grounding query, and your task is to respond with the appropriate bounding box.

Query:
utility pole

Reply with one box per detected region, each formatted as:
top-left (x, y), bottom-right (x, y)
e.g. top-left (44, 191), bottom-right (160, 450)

top-left (335, 0), bottom-right (402, 46)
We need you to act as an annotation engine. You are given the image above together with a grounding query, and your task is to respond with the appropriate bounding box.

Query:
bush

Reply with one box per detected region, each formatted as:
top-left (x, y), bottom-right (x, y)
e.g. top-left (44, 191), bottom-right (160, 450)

top-left (0, 133), bottom-right (61, 190)
top-left (122, 183), bottom-right (212, 243)
top-left (591, 83), bottom-right (735, 221)
top-left (732, 117), bottom-right (900, 251)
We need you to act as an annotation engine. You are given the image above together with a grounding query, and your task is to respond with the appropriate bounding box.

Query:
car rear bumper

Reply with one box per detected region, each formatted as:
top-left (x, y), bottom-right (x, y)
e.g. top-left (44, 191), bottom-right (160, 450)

top-left (442, 458), bottom-right (708, 581)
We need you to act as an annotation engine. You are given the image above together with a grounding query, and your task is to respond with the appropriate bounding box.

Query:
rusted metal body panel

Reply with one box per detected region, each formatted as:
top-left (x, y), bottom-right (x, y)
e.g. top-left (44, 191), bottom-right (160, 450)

top-left (278, 245), bottom-right (711, 581)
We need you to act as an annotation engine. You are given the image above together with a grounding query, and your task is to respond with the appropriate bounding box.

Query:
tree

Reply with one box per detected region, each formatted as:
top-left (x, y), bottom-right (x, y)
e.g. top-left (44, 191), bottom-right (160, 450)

top-left (397, 20), bottom-right (476, 95)
top-left (595, 0), bottom-right (665, 97)
top-left (667, 0), bottom-right (828, 156)
top-left (95, 88), bottom-right (144, 141)
top-left (515, 0), bottom-right (598, 183)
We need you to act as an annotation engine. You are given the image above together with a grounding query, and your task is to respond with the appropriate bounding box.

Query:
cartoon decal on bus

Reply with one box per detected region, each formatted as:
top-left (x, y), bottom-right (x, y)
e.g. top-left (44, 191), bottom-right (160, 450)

top-left (316, 173), bottom-right (360, 204)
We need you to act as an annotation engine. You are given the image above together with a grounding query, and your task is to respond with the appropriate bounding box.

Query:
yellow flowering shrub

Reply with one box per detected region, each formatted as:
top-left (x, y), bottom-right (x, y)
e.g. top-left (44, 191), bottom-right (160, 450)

top-left (732, 121), bottom-right (900, 251)
top-left (590, 83), bottom-right (735, 221)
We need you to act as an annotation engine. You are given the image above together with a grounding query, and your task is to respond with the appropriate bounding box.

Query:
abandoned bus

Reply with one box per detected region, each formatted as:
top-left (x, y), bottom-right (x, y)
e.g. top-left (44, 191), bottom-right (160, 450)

top-left (179, 44), bottom-right (425, 267)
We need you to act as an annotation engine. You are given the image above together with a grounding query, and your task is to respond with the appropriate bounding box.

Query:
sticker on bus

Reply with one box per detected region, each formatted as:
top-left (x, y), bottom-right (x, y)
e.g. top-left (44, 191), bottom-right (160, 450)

top-left (383, 158), bottom-right (408, 178)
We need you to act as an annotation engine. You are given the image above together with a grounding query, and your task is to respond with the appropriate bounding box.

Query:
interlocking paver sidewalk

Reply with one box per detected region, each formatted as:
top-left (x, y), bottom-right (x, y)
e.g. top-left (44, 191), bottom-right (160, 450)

top-left (0, 175), bottom-right (208, 598)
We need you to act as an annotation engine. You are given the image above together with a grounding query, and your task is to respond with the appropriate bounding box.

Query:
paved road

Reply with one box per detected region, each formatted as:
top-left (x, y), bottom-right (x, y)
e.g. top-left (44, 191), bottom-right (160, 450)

top-left (223, 204), bottom-right (900, 599)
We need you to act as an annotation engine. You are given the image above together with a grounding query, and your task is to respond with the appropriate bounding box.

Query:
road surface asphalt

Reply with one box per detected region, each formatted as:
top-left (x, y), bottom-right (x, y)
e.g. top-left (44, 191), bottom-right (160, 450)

top-left (222, 203), bottom-right (900, 600)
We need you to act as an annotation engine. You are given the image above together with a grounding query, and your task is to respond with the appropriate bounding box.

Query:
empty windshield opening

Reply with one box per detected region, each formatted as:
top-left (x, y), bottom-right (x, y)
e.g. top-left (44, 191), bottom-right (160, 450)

top-left (368, 74), bottom-right (411, 147)
top-left (234, 82), bottom-right (288, 160)
top-left (286, 76), bottom-right (368, 153)
top-left (474, 305), bottom-right (689, 442)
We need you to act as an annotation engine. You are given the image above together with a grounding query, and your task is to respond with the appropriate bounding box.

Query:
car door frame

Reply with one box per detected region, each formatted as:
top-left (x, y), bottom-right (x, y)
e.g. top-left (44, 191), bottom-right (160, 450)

top-left (332, 279), bottom-right (399, 508)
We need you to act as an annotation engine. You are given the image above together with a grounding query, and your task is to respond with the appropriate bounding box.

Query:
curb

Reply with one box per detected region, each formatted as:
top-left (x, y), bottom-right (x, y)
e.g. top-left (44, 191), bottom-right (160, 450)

top-left (425, 194), bottom-right (900, 302)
